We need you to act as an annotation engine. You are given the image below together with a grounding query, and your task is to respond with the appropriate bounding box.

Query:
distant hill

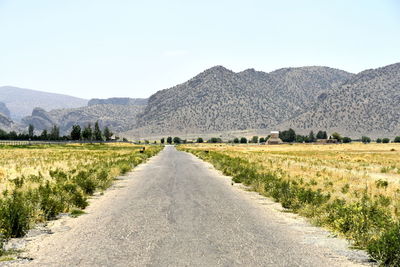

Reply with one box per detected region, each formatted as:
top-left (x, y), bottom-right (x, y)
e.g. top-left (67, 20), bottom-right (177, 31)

top-left (22, 104), bottom-right (145, 134)
top-left (131, 65), bottom-right (353, 137)
top-left (0, 86), bottom-right (88, 121)
top-left (0, 102), bottom-right (10, 118)
top-left (11, 63), bottom-right (400, 139)
top-left (278, 63), bottom-right (400, 138)
top-left (88, 97), bottom-right (148, 106)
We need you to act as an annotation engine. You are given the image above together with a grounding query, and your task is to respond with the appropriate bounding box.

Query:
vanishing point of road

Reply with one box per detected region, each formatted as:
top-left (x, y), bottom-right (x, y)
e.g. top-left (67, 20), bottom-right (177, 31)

top-left (16, 146), bottom-right (369, 267)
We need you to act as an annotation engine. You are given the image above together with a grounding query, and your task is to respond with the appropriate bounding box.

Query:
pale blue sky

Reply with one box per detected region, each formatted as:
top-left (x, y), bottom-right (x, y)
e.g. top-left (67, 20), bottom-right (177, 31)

top-left (0, 0), bottom-right (399, 99)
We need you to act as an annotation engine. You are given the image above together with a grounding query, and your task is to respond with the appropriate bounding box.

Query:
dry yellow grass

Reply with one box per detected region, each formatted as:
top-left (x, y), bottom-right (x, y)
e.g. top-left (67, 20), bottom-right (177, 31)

top-left (183, 143), bottom-right (400, 218)
top-left (0, 143), bottom-right (145, 193)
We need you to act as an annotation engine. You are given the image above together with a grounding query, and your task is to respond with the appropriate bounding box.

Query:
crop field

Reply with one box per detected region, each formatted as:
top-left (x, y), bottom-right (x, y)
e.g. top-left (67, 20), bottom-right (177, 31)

top-left (0, 143), bottom-right (161, 248)
top-left (180, 143), bottom-right (400, 265)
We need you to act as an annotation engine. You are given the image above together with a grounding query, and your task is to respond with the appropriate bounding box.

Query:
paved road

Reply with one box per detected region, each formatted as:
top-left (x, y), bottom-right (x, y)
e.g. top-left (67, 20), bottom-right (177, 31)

top-left (18, 146), bottom-right (367, 266)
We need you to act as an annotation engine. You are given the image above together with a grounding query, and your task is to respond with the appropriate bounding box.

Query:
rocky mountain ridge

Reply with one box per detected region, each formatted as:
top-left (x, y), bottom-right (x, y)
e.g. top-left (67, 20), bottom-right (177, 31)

top-left (279, 63), bottom-right (400, 138)
top-left (0, 86), bottom-right (88, 121)
top-left (2, 63), bottom-right (399, 139)
top-left (131, 65), bottom-right (353, 136)
top-left (88, 98), bottom-right (148, 106)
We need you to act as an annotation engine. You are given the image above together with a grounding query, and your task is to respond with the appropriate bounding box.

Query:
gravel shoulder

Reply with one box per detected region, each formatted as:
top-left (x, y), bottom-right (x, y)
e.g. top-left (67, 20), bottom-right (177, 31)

top-left (4, 146), bottom-right (372, 266)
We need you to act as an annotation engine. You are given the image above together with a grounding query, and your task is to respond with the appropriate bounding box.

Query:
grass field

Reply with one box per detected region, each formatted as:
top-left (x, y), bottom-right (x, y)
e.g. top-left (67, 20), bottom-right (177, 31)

top-left (0, 143), bottom-right (162, 252)
top-left (180, 143), bottom-right (400, 265)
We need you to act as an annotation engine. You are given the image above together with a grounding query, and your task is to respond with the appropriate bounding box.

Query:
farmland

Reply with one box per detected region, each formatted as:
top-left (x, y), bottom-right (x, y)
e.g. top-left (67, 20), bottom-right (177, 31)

top-left (180, 143), bottom-right (400, 265)
top-left (0, 143), bottom-right (161, 247)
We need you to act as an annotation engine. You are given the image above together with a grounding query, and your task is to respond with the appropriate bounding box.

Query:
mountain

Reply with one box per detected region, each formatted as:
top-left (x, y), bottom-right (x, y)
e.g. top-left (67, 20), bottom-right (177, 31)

top-left (88, 97), bottom-right (148, 106)
top-left (278, 63), bottom-right (400, 138)
top-left (0, 113), bottom-right (13, 129)
top-left (22, 104), bottom-right (145, 134)
top-left (131, 65), bottom-right (353, 137)
top-left (0, 86), bottom-right (88, 121)
top-left (0, 102), bottom-right (10, 118)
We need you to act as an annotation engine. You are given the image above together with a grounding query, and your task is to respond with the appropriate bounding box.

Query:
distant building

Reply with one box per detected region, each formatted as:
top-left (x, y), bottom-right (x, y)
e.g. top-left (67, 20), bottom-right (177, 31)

top-left (266, 131), bottom-right (283, 145)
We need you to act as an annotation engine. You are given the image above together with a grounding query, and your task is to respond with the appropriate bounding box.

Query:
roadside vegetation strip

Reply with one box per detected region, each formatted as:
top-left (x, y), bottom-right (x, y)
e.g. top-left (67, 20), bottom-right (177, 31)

top-left (179, 144), bottom-right (400, 266)
top-left (0, 143), bottom-right (162, 253)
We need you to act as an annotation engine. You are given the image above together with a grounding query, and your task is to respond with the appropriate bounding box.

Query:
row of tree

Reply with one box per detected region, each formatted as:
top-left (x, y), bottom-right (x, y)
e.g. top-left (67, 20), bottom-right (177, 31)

top-left (157, 129), bottom-right (400, 145)
top-left (0, 122), bottom-right (114, 141)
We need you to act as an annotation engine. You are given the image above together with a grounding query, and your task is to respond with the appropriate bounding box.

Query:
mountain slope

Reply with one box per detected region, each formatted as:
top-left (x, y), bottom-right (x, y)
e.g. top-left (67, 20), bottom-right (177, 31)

top-left (0, 102), bottom-right (10, 118)
top-left (22, 104), bottom-right (145, 134)
top-left (279, 63), bottom-right (400, 137)
top-left (0, 86), bottom-right (88, 121)
top-left (88, 97), bottom-right (148, 106)
top-left (133, 66), bottom-right (353, 136)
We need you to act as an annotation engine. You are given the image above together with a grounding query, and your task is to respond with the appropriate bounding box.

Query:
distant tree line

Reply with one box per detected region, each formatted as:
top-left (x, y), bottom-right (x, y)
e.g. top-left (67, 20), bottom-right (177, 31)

top-left (0, 121), bottom-right (114, 141)
top-left (157, 130), bottom-right (400, 145)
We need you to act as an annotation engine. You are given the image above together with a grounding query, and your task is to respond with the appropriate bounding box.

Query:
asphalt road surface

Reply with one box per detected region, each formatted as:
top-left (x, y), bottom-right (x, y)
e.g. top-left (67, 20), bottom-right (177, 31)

top-left (16, 146), bottom-right (368, 266)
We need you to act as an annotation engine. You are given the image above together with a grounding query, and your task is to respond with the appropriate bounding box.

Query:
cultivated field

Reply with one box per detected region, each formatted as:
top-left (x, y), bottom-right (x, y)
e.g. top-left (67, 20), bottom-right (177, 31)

top-left (180, 143), bottom-right (400, 265)
top-left (0, 143), bottom-right (161, 249)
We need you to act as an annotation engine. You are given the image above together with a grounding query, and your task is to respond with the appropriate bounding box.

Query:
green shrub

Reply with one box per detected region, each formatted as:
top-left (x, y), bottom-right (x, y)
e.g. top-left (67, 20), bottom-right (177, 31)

top-left (37, 181), bottom-right (66, 220)
top-left (368, 223), bottom-right (400, 266)
top-left (0, 191), bottom-right (32, 238)
top-left (74, 171), bottom-right (97, 195)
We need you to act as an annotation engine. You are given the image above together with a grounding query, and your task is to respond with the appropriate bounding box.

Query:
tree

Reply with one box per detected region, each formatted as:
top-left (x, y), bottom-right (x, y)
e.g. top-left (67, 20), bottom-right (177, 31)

top-left (279, 128), bottom-right (296, 142)
top-left (103, 126), bottom-right (113, 141)
top-left (259, 137), bottom-right (265, 143)
top-left (70, 125), bottom-right (82, 140)
top-left (166, 136), bottom-right (172, 144)
top-left (94, 121), bottom-right (103, 141)
top-left (173, 137), bottom-right (181, 144)
top-left (308, 131), bottom-right (316, 143)
top-left (28, 124), bottom-right (34, 139)
top-left (382, 138), bottom-right (390, 143)
top-left (296, 135), bottom-right (305, 143)
top-left (82, 124), bottom-right (93, 141)
top-left (0, 128), bottom-right (7, 140)
top-left (251, 136), bottom-right (259, 143)
top-left (49, 125), bottom-right (60, 140)
top-left (160, 138), bottom-right (165, 144)
top-left (342, 137), bottom-right (352, 143)
top-left (331, 132), bottom-right (342, 142)
top-left (40, 130), bottom-right (48, 140)
top-left (316, 131), bottom-right (328, 139)
top-left (394, 136), bottom-right (400, 143)
top-left (208, 137), bottom-right (222, 143)
top-left (197, 137), bottom-right (204, 143)
top-left (240, 137), bottom-right (247, 144)
top-left (376, 138), bottom-right (382, 143)
top-left (233, 138), bottom-right (239, 144)
top-left (361, 136), bottom-right (371, 144)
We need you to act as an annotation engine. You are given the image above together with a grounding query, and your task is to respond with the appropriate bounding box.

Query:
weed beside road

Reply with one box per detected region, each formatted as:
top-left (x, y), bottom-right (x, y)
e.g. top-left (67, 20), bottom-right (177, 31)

top-left (180, 144), bottom-right (400, 266)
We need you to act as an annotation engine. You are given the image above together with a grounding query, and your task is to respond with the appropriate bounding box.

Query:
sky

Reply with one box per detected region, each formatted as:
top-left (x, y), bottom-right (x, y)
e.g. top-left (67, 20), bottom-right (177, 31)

top-left (0, 0), bottom-right (399, 99)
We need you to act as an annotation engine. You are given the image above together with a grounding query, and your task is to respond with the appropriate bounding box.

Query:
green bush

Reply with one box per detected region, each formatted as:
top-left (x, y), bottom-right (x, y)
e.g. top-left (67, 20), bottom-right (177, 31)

top-left (368, 223), bottom-right (400, 266)
top-left (37, 181), bottom-right (66, 220)
top-left (0, 191), bottom-right (32, 238)
top-left (74, 171), bottom-right (97, 195)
